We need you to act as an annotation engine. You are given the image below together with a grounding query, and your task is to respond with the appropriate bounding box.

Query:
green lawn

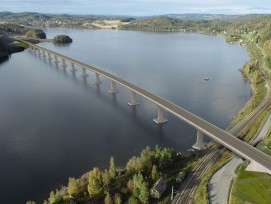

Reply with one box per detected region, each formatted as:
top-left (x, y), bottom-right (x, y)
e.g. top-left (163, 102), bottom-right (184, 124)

top-left (231, 140), bottom-right (271, 204)
top-left (230, 164), bottom-right (271, 204)
top-left (13, 42), bottom-right (29, 48)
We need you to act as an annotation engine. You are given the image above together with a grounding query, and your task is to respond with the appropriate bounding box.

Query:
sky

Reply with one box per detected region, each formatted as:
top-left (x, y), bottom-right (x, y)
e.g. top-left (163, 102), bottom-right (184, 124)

top-left (1, 0), bottom-right (271, 16)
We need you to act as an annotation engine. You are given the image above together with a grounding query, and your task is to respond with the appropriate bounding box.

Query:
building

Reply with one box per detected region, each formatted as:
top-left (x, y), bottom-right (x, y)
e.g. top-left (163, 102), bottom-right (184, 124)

top-left (150, 178), bottom-right (167, 199)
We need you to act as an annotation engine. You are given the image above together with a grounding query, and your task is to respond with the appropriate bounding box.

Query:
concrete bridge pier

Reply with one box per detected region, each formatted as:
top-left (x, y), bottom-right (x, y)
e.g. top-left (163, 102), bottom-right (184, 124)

top-left (93, 73), bottom-right (102, 84)
top-left (70, 62), bottom-right (77, 72)
top-left (37, 49), bottom-right (41, 55)
top-left (128, 91), bottom-right (140, 106)
top-left (153, 106), bottom-right (168, 124)
top-left (47, 53), bottom-right (52, 61)
top-left (54, 55), bottom-right (59, 64)
top-left (42, 50), bottom-right (46, 58)
top-left (109, 81), bottom-right (118, 94)
top-left (62, 59), bottom-right (67, 68)
top-left (81, 67), bottom-right (89, 78)
top-left (192, 130), bottom-right (205, 150)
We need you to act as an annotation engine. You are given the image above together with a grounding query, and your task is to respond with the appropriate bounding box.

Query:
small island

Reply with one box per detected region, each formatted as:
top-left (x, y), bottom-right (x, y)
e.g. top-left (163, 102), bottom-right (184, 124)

top-left (53, 35), bottom-right (73, 44)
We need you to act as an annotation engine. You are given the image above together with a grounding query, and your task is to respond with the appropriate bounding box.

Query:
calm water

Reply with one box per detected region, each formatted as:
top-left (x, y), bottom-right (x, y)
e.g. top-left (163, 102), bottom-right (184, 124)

top-left (0, 29), bottom-right (250, 203)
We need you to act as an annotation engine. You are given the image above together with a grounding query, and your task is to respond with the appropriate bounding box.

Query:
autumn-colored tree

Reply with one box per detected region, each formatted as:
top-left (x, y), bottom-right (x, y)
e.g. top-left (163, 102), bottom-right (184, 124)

top-left (113, 193), bottom-right (122, 204)
top-left (88, 167), bottom-right (104, 198)
top-left (104, 192), bottom-right (113, 204)
top-left (68, 177), bottom-right (79, 196)
top-left (109, 157), bottom-right (116, 179)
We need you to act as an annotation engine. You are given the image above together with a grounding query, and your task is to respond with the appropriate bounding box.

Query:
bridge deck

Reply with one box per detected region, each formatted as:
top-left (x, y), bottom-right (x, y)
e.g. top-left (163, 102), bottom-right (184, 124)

top-left (26, 41), bottom-right (271, 171)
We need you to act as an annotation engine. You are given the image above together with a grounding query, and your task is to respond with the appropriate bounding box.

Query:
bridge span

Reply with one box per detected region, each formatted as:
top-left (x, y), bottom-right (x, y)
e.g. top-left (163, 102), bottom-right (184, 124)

top-left (24, 41), bottom-right (271, 173)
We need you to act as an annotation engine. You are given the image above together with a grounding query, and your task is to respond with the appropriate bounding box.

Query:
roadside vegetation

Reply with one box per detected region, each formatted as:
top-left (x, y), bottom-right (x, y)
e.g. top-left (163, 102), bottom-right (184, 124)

top-left (230, 163), bottom-right (271, 204)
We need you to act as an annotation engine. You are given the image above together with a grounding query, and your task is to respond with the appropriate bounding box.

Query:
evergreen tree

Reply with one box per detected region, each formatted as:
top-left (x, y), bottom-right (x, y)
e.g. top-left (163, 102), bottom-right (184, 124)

top-left (109, 157), bottom-right (116, 179)
top-left (150, 164), bottom-right (160, 181)
top-left (132, 173), bottom-right (149, 204)
top-left (138, 181), bottom-right (149, 204)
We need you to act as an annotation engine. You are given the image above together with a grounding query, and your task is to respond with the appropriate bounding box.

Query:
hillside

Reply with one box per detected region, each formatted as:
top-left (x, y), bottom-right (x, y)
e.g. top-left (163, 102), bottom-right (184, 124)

top-left (0, 12), bottom-right (134, 28)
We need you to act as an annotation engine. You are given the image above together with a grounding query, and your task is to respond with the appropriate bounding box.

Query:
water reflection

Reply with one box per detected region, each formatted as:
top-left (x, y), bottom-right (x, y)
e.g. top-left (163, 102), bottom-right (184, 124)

top-left (0, 56), bottom-right (9, 65)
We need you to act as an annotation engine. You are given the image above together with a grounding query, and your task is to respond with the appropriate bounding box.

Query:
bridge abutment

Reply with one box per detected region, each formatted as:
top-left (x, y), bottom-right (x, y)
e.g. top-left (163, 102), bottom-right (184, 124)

top-left (192, 130), bottom-right (205, 150)
top-left (93, 73), bottom-right (102, 84)
top-left (109, 81), bottom-right (118, 94)
top-left (153, 106), bottom-right (168, 124)
top-left (128, 91), bottom-right (140, 106)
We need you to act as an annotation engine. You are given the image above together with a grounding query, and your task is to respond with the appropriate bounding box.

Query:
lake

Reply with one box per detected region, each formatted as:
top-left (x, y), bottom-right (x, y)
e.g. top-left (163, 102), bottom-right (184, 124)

top-left (0, 29), bottom-right (250, 203)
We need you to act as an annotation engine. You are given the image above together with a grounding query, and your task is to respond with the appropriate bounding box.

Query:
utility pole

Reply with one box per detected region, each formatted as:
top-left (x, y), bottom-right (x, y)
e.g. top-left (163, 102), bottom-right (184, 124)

top-left (171, 186), bottom-right (174, 201)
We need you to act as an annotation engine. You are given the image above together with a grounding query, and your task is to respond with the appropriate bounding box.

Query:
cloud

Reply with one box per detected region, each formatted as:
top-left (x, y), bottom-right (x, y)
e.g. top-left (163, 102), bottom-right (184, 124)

top-left (0, 0), bottom-right (270, 15)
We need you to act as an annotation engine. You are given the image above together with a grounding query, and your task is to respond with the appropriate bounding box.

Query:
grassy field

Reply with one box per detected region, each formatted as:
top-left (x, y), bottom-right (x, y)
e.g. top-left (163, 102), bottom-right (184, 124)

top-left (230, 164), bottom-right (271, 204)
top-left (230, 127), bottom-right (271, 204)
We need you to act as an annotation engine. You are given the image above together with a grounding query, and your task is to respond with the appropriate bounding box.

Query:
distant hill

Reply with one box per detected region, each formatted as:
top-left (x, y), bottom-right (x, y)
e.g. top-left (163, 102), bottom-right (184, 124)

top-left (165, 14), bottom-right (229, 20)
top-left (120, 16), bottom-right (183, 31)
top-left (0, 12), bottom-right (132, 28)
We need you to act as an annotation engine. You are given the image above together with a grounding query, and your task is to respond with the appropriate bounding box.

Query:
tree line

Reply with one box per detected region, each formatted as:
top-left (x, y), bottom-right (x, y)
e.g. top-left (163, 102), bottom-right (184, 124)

top-left (27, 146), bottom-right (187, 204)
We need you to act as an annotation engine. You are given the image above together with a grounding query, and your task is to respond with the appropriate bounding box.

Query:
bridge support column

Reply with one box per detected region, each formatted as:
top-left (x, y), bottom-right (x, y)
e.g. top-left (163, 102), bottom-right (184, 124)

top-left (153, 106), bottom-right (168, 124)
top-left (109, 81), bottom-right (118, 94)
top-left (37, 49), bottom-right (41, 55)
top-left (81, 67), bottom-right (89, 78)
top-left (93, 73), bottom-right (102, 84)
top-left (70, 62), bottom-right (77, 72)
top-left (62, 58), bottom-right (67, 68)
top-left (42, 50), bottom-right (46, 58)
top-left (47, 52), bottom-right (52, 61)
top-left (192, 130), bottom-right (205, 150)
top-left (54, 55), bottom-right (59, 64)
top-left (128, 91), bottom-right (139, 106)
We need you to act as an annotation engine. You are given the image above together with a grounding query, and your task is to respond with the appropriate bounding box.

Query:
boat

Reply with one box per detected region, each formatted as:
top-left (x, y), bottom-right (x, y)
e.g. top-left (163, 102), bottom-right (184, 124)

top-left (204, 77), bottom-right (209, 81)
